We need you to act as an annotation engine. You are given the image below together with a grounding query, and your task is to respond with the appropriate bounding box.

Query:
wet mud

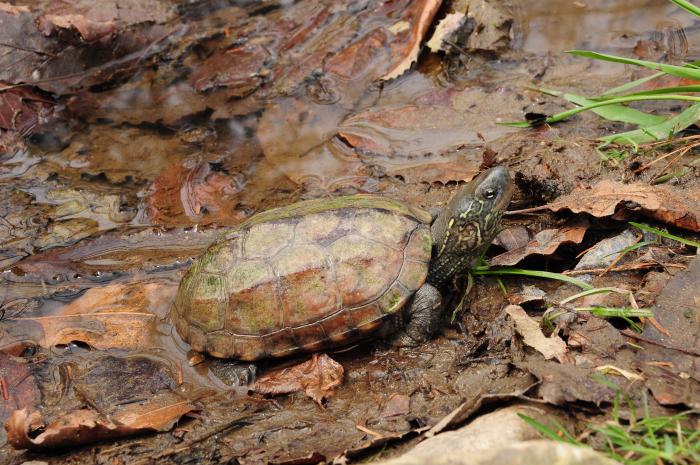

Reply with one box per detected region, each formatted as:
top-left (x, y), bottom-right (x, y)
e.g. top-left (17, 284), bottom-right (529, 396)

top-left (0, 0), bottom-right (698, 464)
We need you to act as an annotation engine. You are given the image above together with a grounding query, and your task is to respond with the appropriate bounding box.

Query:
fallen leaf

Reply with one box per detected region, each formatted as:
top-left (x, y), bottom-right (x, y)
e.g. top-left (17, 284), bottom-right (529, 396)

top-left (508, 285), bottom-right (546, 308)
top-left (339, 105), bottom-right (469, 156)
top-left (382, 0), bottom-right (442, 80)
top-left (380, 394), bottom-right (411, 418)
top-left (635, 255), bottom-right (700, 407)
top-left (383, 159), bottom-right (480, 184)
top-left (0, 86), bottom-right (55, 134)
top-left (0, 2), bottom-right (174, 94)
top-left (0, 353), bottom-right (40, 441)
top-left (490, 219), bottom-right (589, 266)
top-left (14, 227), bottom-right (218, 282)
top-left (190, 43), bottom-right (269, 94)
top-left (506, 305), bottom-right (571, 364)
top-left (426, 12), bottom-right (466, 52)
top-left (594, 365), bottom-right (644, 381)
top-left (574, 229), bottom-right (638, 271)
top-left (540, 180), bottom-right (700, 231)
top-left (5, 283), bottom-right (175, 350)
top-left (5, 391), bottom-right (195, 449)
top-left (36, 0), bottom-right (173, 42)
top-left (461, 0), bottom-right (514, 53)
top-left (251, 353), bottom-right (344, 406)
top-left (147, 159), bottom-right (246, 226)
top-left (493, 226), bottom-right (531, 251)
top-left (73, 356), bottom-right (178, 412)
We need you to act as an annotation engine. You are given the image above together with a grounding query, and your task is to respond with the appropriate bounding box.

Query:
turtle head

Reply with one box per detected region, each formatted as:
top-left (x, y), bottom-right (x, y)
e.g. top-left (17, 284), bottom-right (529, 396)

top-left (454, 165), bottom-right (513, 224)
top-left (428, 166), bottom-right (513, 286)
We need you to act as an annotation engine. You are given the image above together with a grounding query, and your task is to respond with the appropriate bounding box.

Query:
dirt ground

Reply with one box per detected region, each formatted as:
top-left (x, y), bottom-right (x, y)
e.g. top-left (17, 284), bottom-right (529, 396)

top-left (0, 1), bottom-right (698, 464)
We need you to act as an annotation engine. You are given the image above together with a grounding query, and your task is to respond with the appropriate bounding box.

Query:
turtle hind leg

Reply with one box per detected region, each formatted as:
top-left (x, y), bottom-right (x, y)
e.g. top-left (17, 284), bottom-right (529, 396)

top-left (209, 359), bottom-right (257, 386)
top-left (390, 283), bottom-right (443, 347)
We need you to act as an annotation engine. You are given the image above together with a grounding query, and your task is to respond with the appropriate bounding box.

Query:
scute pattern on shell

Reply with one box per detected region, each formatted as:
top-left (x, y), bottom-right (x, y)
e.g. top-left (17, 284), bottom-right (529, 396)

top-left (172, 196), bottom-right (432, 360)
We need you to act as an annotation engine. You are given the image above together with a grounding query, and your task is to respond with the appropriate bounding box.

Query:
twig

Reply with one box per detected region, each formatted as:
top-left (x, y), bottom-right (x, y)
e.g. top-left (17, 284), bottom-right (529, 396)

top-left (564, 262), bottom-right (687, 275)
top-left (356, 424), bottom-right (384, 440)
top-left (132, 414), bottom-right (254, 465)
top-left (0, 376), bottom-right (9, 401)
top-left (620, 329), bottom-right (700, 356)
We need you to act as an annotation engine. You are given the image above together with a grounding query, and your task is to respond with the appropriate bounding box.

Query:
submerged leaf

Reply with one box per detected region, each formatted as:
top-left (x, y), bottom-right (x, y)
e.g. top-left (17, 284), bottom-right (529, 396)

top-left (5, 283), bottom-right (175, 351)
top-left (6, 391), bottom-right (195, 449)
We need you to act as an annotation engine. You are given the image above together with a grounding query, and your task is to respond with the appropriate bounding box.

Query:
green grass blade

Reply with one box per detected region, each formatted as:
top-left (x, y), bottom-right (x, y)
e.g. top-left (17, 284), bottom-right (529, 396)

top-left (500, 94), bottom-right (700, 128)
top-left (559, 287), bottom-right (630, 305)
top-left (564, 92), bottom-right (667, 125)
top-left (629, 222), bottom-right (700, 248)
top-left (594, 85), bottom-right (700, 99)
top-left (517, 414), bottom-right (580, 445)
top-left (599, 102), bottom-right (700, 144)
top-left (576, 306), bottom-right (654, 318)
top-left (471, 267), bottom-right (593, 290)
top-left (530, 86), bottom-right (667, 125)
top-left (671, 0), bottom-right (700, 17)
top-left (602, 71), bottom-right (667, 96)
top-left (568, 50), bottom-right (700, 80)
top-left (602, 240), bottom-right (657, 258)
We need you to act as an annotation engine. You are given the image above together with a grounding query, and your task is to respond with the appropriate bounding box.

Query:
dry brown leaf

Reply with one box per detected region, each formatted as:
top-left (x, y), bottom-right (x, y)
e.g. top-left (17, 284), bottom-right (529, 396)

top-left (251, 354), bottom-right (344, 406)
top-left (36, 0), bottom-right (173, 41)
top-left (190, 43), bottom-right (269, 94)
top-left (490, 219), bottom-right (588, 266)
top-left (384, 160), bottom-right (480, 184)
top-left (5, 391), bottom-right (195, 449)
top-left (0, 353), bottom-right (40, 435)
top-left (426, 12), bottom-right (466, 52)
top-left (380, 394), bottom-right (411, 418)
top-left (382, 0), bottom-right (443, 80)
top-left (506, 305), bottom-right (571, 364)
top-left (0, 86), bottom-right (55, 134)
top-left (6, 283), bottom-right (175, 351)
top-left (493, 226), bottom-right (531, 251)
top-left (543, 180), bottom-right (700, 231)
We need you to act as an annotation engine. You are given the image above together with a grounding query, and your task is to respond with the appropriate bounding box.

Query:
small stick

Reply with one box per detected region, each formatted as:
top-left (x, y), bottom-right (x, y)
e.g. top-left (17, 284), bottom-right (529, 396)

top-left (564, 262), bottom-right (687, 275)
top-left (356, 424), bottom-right (384, 440)
top-left (0, 377), bottom-right (9, 400)
top-left (620, 329), bottom-right (700, 356)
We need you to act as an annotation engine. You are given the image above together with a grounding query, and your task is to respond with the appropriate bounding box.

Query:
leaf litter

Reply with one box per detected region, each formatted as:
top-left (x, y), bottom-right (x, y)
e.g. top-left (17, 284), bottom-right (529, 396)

top-left (0, 0), bottom-right (699, 463)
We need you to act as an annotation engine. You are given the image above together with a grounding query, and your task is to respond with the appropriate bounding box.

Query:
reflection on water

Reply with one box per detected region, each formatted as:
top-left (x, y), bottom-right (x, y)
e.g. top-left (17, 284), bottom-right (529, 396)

top-left (0, 0), bottom-right (693, 437)
top-left (520, 0), bottom-right (688, 53)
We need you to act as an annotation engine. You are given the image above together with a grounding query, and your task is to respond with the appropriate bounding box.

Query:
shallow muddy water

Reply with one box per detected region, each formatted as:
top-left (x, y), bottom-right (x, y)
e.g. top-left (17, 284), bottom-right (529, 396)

top-left (1, 0), bottom-right (698, 464)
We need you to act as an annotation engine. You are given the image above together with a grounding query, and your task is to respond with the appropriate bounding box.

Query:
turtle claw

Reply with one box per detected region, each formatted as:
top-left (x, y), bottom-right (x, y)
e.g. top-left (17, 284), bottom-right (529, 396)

top-left (390, 332), bottom-right (423, 348)
top-left (209, 360), bottom-right (257, 386)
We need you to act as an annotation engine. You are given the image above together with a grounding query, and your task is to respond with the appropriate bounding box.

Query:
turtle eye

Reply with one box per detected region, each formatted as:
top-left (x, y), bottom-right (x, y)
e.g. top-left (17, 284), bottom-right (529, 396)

top-left (483, 188), bottom-right (497, 199)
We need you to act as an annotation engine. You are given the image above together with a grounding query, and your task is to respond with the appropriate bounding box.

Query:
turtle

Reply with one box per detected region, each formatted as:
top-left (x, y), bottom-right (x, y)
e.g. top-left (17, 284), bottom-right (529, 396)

top-left (171, 166), bottom-right (513, 380)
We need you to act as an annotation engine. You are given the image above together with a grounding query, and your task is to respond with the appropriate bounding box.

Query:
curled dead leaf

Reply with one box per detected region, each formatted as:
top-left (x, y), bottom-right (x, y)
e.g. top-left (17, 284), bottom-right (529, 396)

top-left (538, 180), bottom-right (700, 231)
top-left (5, 391), bottom-right (195, 449)
top-left (0, 353), bottom-right (41, 443)
top-left (251, 353), bottom-right (344, 406)
top-left (490, 219), bottom-right (588, 266)
top-left (382, 0), bottom-right (443, 80)
top-left (506, 305), bottom-right (572, 364)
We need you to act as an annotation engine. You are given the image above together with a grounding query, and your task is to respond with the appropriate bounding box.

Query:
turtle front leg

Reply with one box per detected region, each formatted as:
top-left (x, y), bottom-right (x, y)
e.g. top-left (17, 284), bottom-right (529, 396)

top-left (391, 283), bottom-right (443, 347)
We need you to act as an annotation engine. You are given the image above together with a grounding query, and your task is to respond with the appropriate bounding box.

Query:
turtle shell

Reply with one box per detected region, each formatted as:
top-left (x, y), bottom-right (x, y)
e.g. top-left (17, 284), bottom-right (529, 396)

top-left (171, 195), bottom-right (433, 361)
